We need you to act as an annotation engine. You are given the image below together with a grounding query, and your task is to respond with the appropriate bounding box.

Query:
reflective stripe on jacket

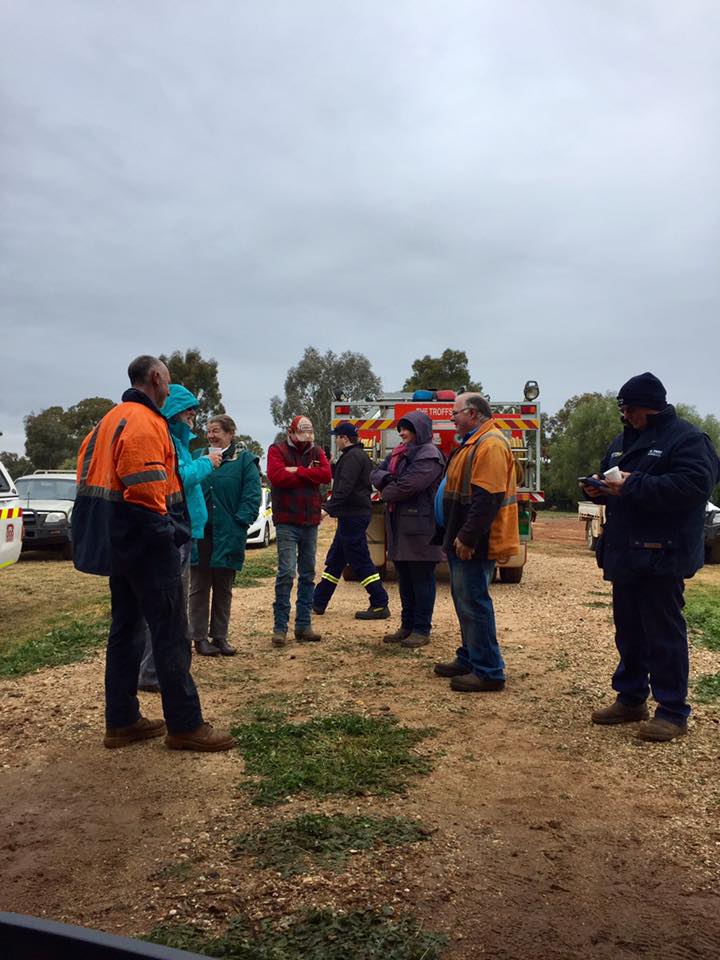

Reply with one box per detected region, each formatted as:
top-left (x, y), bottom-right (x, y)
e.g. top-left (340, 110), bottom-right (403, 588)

top-left (441, 420), bottom-right (519, 559)
top-left (72, 388), bottom-right (190, 578)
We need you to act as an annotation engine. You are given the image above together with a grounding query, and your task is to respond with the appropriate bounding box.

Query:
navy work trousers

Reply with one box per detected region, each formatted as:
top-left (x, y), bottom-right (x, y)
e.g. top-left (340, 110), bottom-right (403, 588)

top-left (394, 560), bottom-right (437, 636)
top-left (107, 565), bottom-right (203, 735)
top-left (611, 576), bottom-right (690, 724)
top-left (313, 515), bottom-right (388, 611)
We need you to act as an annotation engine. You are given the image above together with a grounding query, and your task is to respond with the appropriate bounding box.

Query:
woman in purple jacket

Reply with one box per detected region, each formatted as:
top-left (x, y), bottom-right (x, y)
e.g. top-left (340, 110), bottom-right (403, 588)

top-left (370, 411), bottom-right (445, 647)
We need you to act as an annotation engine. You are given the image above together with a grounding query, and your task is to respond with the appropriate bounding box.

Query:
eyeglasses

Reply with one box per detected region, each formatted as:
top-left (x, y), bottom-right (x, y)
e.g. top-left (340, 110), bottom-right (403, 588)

top-left (450, 407), bottom-right (472, 420)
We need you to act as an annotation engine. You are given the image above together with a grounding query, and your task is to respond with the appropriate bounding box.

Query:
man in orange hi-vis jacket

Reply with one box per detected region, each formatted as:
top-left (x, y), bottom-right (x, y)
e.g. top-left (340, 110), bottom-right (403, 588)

top-left (431, 393), bottom-right (519, 693)
top-left (72, 355), bottom-right (234, 752)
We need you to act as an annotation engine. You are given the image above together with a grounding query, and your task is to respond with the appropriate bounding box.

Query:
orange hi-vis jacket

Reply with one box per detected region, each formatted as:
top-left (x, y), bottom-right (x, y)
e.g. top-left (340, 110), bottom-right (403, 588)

top-left (440, 418), bottom-right (519, 560)
top-left (72, 389), bottom-right (189, 578)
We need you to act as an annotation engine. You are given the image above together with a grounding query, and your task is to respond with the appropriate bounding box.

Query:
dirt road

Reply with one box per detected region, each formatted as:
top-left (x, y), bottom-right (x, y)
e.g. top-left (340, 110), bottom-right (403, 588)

top-left (1, 515), bottom-right (719, 959)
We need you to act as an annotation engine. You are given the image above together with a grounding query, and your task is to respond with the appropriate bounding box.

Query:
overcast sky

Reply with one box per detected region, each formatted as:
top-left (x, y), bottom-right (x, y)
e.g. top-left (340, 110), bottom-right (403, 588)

top-left (2, 0), bottom-right (718, 461)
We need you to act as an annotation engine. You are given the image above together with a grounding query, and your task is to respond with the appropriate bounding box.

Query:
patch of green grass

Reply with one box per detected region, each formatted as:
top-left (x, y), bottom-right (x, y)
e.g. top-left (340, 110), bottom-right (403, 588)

top-left (370, 642), bottom-right (418, 658)
top-left (585, 600), bottom-right (612, 608)
top-left (0, 616), bottom-right (109, 677)
top-left (235, 551), bottom-right (278, 588)
top-left (686, 586), bottom-right (720, 651)
top-left (232, 709), bottom-right (433, 806)
top-left (147, 909), bottom-right (447, 960)
top-left (553, 653), bottom-right (570, 671)
top-left (233, 813), bottom-right (431, 876)
top-left (149, 861), bottom-right (193, 882)
top-left (694, 673), bottom-right (720, 703)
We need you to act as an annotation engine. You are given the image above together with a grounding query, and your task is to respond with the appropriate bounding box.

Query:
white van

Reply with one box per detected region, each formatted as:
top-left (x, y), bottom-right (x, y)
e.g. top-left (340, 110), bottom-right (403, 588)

top-left (0, 461), bottom-right (23, 570)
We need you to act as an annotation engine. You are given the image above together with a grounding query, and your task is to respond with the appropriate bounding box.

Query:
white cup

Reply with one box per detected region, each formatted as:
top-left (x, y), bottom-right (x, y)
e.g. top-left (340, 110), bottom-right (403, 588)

top-left (603, 466), bottom-right (622, 481)
top-left (208, 447), bottom-right (223, 456)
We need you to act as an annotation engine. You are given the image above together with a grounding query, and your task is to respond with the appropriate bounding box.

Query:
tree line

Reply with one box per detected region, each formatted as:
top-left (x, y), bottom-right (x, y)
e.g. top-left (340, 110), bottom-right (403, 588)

top-left (2, 348), bottom-right (718, 507)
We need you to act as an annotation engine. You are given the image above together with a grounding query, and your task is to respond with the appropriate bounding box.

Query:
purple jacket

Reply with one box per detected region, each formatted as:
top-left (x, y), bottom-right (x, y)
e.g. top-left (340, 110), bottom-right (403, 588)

top-left (370, 411), bottom-right (445, 562)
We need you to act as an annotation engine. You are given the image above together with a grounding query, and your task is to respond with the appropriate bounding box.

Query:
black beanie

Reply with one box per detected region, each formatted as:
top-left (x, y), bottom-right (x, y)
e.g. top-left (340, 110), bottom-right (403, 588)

top-left (616, 372), bottom-right (667, 410)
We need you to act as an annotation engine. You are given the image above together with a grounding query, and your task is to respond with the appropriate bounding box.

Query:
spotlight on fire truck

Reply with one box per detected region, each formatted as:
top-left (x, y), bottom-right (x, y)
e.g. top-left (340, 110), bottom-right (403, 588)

top-left (523, 380), bottom-right (540, 401)
top-left (332, 389), bottom-right (346, 401)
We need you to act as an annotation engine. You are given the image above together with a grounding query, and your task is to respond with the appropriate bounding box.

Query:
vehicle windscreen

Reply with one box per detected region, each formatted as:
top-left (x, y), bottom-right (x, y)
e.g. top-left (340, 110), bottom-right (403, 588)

top-left (15, 478), bottom-right (77, 500)
top-left (0, 468), bottom-right (12, 494)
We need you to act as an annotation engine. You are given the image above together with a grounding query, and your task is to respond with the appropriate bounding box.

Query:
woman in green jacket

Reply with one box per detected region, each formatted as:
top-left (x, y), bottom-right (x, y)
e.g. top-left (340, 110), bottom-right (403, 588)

top-left (189, 415), bottom-right (262, 656)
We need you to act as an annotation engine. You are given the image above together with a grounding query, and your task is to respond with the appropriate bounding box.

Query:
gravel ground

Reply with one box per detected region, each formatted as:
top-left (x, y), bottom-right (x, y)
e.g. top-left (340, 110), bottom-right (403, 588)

top-left (1, 513), bottom-right (719, 959)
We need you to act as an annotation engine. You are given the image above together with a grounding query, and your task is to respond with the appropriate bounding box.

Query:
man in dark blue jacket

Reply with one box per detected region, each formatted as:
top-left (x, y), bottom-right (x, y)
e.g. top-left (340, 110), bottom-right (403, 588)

top-left (312, 421), bottom-right (390, 620)
top-left (583, 372), bottom-right (720, 742)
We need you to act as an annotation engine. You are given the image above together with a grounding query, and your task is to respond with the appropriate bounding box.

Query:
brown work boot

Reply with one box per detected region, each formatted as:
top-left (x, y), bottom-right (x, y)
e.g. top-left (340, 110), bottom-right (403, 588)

top-left (450, 673), bottom-right (505, 692)
top-left (165, 723), bottom-right (235, 752)
top-left (635, 717), bottom-right (688, 742)
top-left (384, 627), bottom-right (411, 643)
top-left (433, 658), bottom-right (472, 678)
top-left (271, 629), bottom-right (288, 647)
top-left (295, 626), bottom-right (322, 642)
top-left (401, 632), bottom-right (430, 648)
top-left (591, 700), bottom-right (650, 725)
top-left (104, 716), bottom-right (166, 749)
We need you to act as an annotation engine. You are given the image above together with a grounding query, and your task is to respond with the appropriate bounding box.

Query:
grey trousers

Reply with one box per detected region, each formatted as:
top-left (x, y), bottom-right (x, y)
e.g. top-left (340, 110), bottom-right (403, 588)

top-left (188, 534), bottom-right (236, 644)
top-left (138, 542), bottom-right (191, 688)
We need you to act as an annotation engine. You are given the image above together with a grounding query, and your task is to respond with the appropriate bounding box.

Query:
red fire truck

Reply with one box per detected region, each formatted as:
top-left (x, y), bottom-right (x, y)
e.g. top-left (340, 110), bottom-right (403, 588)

top-left (330, 383), bottom-right (543, 583)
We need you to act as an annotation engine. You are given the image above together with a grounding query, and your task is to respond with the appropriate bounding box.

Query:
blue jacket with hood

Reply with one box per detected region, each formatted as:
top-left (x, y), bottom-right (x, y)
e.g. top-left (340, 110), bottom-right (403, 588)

top-left (161, 385), bottom-right (214, 539)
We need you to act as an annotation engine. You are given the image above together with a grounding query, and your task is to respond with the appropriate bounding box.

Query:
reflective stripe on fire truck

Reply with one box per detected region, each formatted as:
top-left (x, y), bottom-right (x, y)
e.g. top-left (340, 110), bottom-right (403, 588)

top-left (331, 416), bottom-right (540, 430)
top-left (0, 507), bottom-right (22, 519)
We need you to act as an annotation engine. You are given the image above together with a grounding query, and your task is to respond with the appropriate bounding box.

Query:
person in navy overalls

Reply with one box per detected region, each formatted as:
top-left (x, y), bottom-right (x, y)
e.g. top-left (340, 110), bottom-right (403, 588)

top-left (583, 372), bottom-right (719, 742)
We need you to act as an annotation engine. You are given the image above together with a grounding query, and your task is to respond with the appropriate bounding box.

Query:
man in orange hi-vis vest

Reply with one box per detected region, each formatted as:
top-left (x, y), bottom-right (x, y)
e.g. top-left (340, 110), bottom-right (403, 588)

top-left (432, 393), bottom-right (519, 693)
top-left (72, 355), bottom-right (234, 752)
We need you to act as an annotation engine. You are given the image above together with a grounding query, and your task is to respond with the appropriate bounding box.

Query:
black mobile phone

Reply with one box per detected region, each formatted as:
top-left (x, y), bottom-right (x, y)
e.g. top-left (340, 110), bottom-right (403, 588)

top-left (578, 476), bottom-right (608, 489)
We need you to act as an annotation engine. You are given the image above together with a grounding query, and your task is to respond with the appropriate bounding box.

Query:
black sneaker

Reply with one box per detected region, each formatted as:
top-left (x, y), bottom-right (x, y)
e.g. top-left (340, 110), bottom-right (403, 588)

top-left (312, 605), bottom-right (326, 616)
top-left (355, 606), bottom-right (390, 621)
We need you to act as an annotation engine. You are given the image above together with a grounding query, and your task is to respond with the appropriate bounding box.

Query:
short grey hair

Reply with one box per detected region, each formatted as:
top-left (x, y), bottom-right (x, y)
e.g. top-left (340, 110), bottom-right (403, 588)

top-left (465, 394), bottom-right (492, 420)
top-left (128, 355), bottom-right (162, 385)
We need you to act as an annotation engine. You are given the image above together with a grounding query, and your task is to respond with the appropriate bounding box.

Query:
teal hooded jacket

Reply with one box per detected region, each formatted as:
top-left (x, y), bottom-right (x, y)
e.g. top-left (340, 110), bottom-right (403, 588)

top-left (161, 384), bottom-right (214, 539)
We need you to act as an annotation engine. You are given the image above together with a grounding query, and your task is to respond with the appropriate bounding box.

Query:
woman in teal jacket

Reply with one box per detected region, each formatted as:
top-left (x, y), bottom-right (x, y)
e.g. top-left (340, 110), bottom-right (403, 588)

top-left (189, 414), bottom-right (262, 656)
top-left (138, 385), bottom-right (221, 690)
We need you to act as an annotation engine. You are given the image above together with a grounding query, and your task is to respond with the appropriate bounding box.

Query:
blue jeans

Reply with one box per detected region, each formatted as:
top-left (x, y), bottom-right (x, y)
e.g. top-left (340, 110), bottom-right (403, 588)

top-left (448, 553), bottom-right (505, 681)
top-left (394, 560), bottom-right (437, 636)
top-left (273, 524), bottom-right (319, 632)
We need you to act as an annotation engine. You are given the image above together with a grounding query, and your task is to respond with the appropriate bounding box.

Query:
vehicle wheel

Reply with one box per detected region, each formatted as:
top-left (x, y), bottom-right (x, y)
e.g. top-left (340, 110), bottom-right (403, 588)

top-left (61, 541), bottom-right (74, 561)
top-left (499, 565), bottom-right (523, 584)
top-left (262, 524), bottom-right (270, 548)
top-left (585, 520), bottom-right (598, 552)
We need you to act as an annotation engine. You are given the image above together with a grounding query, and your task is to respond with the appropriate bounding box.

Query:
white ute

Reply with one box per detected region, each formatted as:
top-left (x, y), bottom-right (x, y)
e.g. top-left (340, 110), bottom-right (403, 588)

top-left (0, 461), bottom-right (23, 571)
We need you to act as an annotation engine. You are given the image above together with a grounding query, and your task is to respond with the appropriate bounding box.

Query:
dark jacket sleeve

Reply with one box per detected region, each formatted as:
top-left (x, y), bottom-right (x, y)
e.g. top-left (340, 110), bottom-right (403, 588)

top-left (621, 433), bottom-right (719, 512)
top-left (456, 485), bottom-right (504, 547)
top-left (325, 448), bottom-right (363, 516)
top-left (381, 457), bottom-right (443, 503)
top-left (370, 455), bottom-right (392, 490)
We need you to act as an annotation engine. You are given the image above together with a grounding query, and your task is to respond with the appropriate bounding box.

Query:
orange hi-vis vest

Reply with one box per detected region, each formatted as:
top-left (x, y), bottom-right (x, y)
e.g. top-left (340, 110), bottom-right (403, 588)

top-left (444, 419), bottom-right (519, 559)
